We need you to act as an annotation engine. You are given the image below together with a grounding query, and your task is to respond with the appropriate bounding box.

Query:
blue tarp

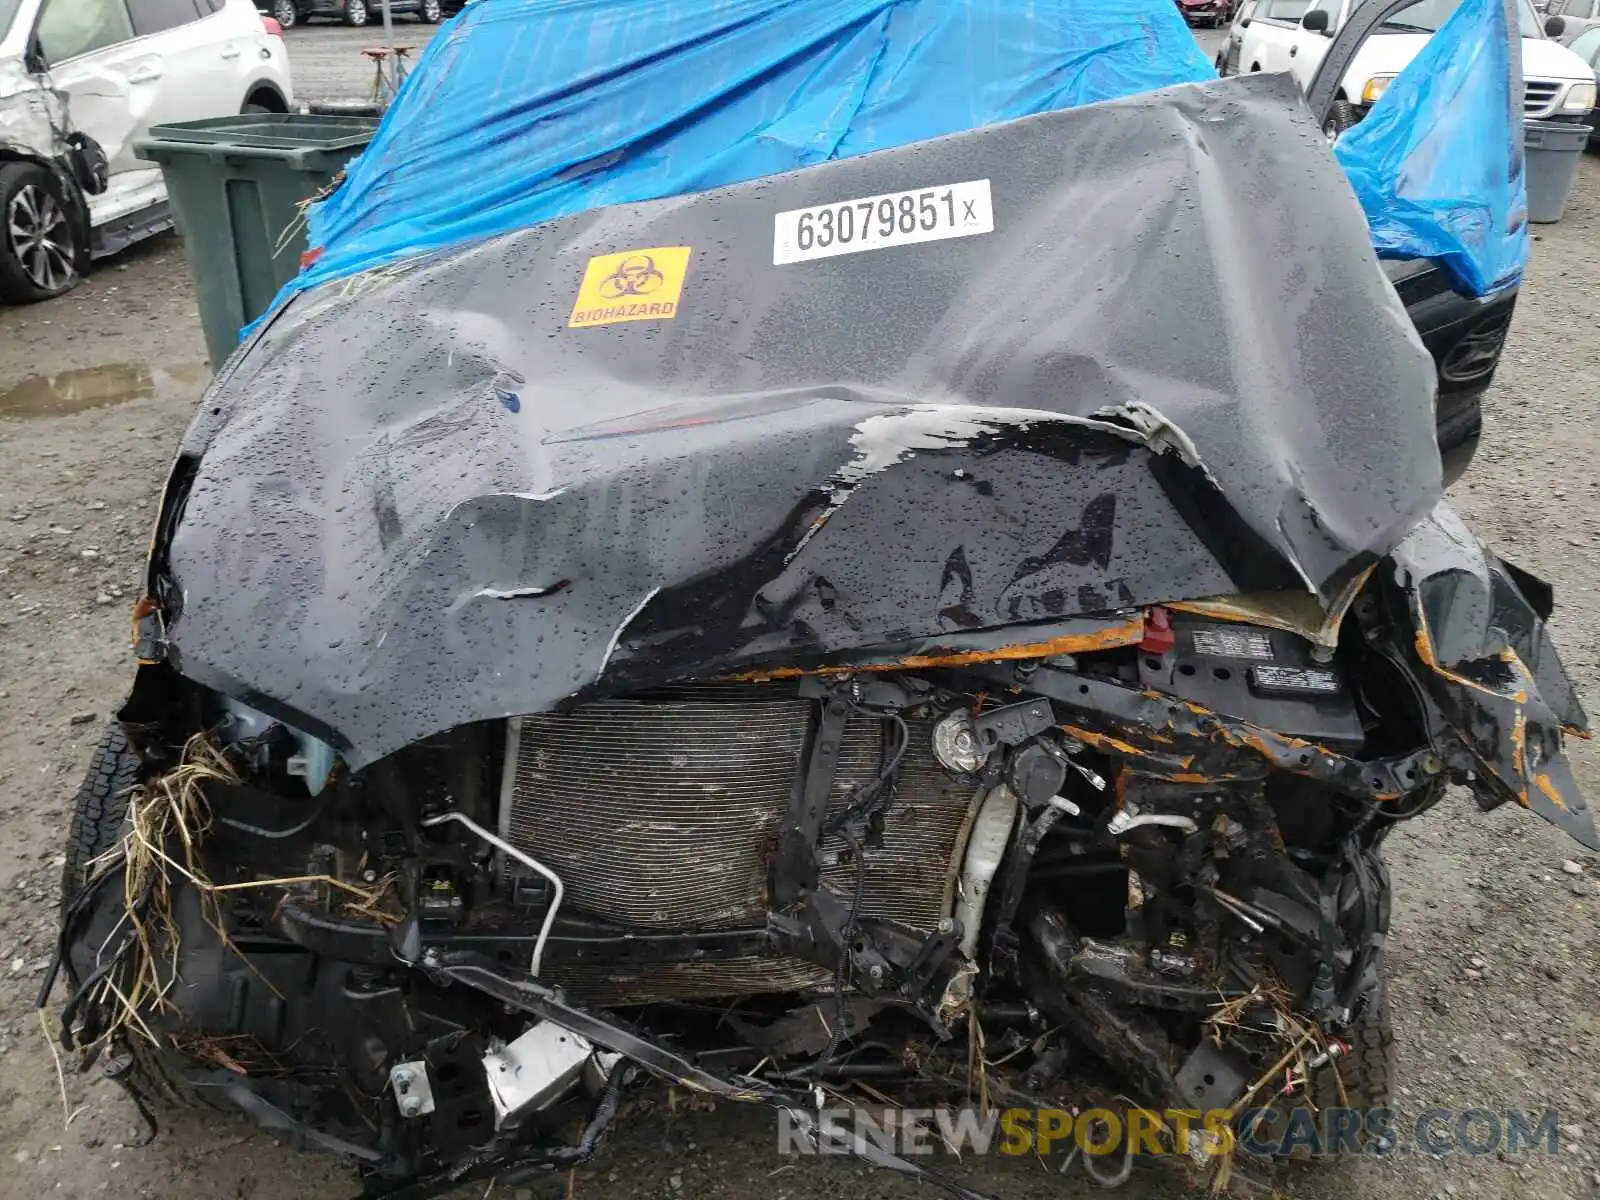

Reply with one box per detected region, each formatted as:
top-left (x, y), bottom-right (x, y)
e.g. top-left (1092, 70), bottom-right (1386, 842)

top-left (255, 0), bottom-right (1525, 332)
top-left (260, 0), bottom-right (1215, 321)
top-left (1335, 0), bottom-right (1528, 295)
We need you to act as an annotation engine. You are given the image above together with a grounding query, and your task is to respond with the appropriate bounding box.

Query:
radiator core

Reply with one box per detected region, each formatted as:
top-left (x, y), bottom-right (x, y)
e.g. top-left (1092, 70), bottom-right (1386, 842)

top-left (499, 686), bottom-right (979, 1001)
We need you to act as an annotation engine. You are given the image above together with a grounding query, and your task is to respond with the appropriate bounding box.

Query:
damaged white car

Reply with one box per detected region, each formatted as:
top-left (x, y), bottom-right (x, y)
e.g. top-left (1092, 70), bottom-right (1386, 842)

top-left (0, 0), bottom-right (292, 302)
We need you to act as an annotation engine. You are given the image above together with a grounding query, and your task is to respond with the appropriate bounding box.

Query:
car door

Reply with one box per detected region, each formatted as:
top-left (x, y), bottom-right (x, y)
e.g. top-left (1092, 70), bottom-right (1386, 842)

top-left (32, 0), bottom-right (152, 176)
top-left (1285, 0), bottom-right (1341, 87)
top-left (122, 0), bottom-right (248, 122)
top-left (36, 0), bottom-right (242, 169)
top-left (1247, 0), bottom-right (1314, 72)
top-left (1221, 0), bottom-right (1263, 71)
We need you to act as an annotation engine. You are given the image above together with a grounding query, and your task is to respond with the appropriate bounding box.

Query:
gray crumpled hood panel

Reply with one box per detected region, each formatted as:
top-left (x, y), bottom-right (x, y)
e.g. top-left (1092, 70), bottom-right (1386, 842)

top-left (163, 72), bottom-right (1439, 768)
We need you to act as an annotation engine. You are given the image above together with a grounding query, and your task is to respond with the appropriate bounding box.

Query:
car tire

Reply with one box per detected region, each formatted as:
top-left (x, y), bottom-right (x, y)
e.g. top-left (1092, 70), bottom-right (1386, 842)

top-left (271, 0), bottom-right (296, 27)
top-left (1245, 981), bottom-right (1395, 1159)
top-left (419, 0), bottom-right (441, 21)
top-left (0, 161), bottom-right (81, 304)
top-left (343, 0), bottom-right (368, 25)
top-left (60, 723), bottom-right (140, 907)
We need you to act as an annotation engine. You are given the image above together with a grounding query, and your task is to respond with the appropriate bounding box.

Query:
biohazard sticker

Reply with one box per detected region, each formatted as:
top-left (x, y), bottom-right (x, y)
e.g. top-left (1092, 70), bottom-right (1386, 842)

top-left (569, 246), bottom-right (692, 328)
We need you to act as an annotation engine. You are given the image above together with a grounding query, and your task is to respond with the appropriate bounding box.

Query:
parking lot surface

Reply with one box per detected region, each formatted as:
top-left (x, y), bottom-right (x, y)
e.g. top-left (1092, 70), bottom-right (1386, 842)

top-left (0, 19), bottom-right (1597, 1200)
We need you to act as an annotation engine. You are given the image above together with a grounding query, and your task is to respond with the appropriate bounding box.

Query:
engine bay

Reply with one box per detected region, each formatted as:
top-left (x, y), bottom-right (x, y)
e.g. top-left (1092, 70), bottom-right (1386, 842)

top-left (53, 600), bottom-right (1472, 1196)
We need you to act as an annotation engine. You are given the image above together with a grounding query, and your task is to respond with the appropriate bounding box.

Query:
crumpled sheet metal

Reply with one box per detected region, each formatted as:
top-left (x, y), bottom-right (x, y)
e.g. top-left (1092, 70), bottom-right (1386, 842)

top-left (0, 64), bottom-right (67, 158)
top-left (260, 0), bottom-right (1215, 322)
top-left (1388, 506), bottom-right (1595, 848)
top-left (163, 75), bottom-right (1439, 769)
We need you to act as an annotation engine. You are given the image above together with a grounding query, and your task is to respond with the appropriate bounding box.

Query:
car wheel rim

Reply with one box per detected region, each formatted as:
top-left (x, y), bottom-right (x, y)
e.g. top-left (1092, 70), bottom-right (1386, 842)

top-left (349, 1), bottom-right (365, 21)
top-left (424, 0), bottom-right (438, 16)
top-left (6, 183), bottom-right (74, 293)
top-left (275, 0), bottom-right (294, 22)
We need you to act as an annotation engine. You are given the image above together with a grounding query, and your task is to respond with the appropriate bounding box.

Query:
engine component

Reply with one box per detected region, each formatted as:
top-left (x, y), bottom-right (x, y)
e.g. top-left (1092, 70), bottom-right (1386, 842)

top-left (389, 1060), bottom-right (436, 1119)
top-left (932, 709), bottom-right (987, 773)
top-left (483, 1021), bottom-right (593, 1129)
top-left (499, 688), bottom-right (980, 1002)
top-left (955, 785), bottom-right (1020, 960)
top-left (1137, 619), bottom-right (1364, 747)
top-left (422, 810), bottom-right (564, 976)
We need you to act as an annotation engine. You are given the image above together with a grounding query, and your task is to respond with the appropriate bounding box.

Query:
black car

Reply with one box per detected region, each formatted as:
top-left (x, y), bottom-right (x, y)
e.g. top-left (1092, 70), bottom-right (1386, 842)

top-left (1382, 257), bottom-right (1516, 483)
top-left (260, 0), bottom-right (441, 28)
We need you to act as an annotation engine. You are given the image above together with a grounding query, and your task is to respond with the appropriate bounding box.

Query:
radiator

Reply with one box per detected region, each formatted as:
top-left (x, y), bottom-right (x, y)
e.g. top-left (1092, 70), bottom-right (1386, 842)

top-left (499, 685), bottom-right (980, 1001)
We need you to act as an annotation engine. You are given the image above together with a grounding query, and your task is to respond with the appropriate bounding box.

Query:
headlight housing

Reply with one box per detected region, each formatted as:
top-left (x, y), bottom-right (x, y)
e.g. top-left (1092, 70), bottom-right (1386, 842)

top-left (1361, 74), bottom-right (1396, 105)
top-left (1560, 80), bottom-right (1598, 113)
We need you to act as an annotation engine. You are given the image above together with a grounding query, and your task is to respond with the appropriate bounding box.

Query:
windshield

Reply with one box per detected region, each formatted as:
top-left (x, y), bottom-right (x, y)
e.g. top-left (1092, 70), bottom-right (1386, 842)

top-left (0, 0), bottom-right (23, 43)
top-left (1380, 0), bottom-right (1543, 35)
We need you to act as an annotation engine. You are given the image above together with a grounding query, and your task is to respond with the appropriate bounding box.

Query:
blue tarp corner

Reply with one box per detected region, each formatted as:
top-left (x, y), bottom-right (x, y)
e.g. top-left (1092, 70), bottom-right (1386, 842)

top-left (1334, 0), bottom-right (1529, 296)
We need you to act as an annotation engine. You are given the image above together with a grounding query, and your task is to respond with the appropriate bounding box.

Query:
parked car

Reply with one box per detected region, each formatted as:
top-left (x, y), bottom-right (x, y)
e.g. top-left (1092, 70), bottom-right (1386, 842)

top-left (1228, 0), bottom-right (1596, 133)
top-left (256, 0), bottom-right (440, 31)
top-left (1176, 0), bottom-right (1235, 26)
top-left (1565, 23), bottom-right (1600, 140)
top-left (1381, 257), bottom-right (1517, 482)
top-left (0, 0), bottom-right (292, 302)
top-left (1547, 0), bottom-right (1600, 41)
top-left (1216, 0), bottom-right (1264, 69)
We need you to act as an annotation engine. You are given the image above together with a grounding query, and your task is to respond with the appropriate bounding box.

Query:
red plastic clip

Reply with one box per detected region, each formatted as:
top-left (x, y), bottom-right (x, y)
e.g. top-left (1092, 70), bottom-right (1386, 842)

top-left (1140, 605), bottom-right (1175, 654)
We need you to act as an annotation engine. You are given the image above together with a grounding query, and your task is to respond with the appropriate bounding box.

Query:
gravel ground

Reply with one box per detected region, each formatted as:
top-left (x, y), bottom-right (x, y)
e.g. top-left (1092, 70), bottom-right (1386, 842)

top-left (1, 23), bottom-right (1598, 1200)
top-left (284, 21), bottom-right (444, 106)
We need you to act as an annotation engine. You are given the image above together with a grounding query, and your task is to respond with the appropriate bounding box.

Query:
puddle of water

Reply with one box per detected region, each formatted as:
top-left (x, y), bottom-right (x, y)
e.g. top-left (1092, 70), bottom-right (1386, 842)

top-left (0, 362), bottom-right (211, 418)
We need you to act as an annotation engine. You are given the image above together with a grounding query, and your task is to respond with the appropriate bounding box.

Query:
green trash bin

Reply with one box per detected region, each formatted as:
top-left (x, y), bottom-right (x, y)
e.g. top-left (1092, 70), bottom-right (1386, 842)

top-left (134, 114), bottom-right (380, 369)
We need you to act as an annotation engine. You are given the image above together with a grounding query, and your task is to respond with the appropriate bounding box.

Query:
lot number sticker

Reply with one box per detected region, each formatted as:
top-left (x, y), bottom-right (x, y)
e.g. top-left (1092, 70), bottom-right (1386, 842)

top-left (569, 246), bottom-right (693, 328)
top-left (772, 180), bottom-right (994, 265)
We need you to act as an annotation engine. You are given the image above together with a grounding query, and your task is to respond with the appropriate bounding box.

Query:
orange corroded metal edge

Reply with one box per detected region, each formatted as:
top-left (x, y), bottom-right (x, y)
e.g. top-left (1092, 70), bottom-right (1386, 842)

top-left (721, 614), bottom-right (1146, 681)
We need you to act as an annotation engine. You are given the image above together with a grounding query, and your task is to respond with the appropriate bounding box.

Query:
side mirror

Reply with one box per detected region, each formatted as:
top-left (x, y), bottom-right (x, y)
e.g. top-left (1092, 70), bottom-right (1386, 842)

top-left (1302, 8), bottom-right (1332, 31)
top-left (1545, 13), bottom-right (1566, 34)
top-left (23, 37), bottom-right (47, 73)
top-left (1240, 15), bottom-right (1251, 24)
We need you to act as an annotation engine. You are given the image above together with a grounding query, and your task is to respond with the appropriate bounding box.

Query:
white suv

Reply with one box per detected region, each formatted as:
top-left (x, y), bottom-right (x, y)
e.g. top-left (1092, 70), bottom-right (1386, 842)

top-left (0, 0), bottom-right (293, 301)
top-left (1226, 0), bottom-right (1597, 127)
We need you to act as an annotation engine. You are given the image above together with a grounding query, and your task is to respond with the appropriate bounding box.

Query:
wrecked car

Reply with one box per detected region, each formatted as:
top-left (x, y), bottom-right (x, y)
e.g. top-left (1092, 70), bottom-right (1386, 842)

top-left (47, 0), bottom-right (1590, 1197)
top-left (0, 0), bottom-right (292, 301)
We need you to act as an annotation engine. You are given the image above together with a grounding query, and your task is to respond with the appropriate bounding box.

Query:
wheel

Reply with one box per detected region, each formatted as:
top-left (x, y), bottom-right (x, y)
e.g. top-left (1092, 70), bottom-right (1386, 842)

top-left (0, 161), bottom-right (80, 303)
top-left (343, 0), bottom-right (367, 25)
top-left (418, 0), bottom-right (441, 22)
top-left (60, 722), bottom-right (140, 906)
top-left (1246, 983), bottom-right (1395, 1159)
top-left (270, 0), bottom-right (296, 26)
top-left (1311, 988), bottom-right (1394, 1121)
top-left (59, 724), bottom-right (221, 1115)
top-left (1323, 98), bottom-right (1359, 143)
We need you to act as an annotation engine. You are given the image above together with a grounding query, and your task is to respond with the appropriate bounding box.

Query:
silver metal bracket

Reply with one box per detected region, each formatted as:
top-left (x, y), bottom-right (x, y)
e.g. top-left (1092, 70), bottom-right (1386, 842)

top-left (483, 1021), bottom-right (593, 1128)
top-left (389, 1060), bottom-right (436, 1119)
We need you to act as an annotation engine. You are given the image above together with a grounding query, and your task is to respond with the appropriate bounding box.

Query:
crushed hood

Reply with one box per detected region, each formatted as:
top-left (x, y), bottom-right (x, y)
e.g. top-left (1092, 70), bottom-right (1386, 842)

top-left (158, 73), bottom-right (1440, 768)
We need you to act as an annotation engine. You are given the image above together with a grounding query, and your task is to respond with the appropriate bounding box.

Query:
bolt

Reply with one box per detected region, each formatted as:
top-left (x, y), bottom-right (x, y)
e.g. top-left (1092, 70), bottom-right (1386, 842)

top-left (399, 1095), bottom-right (423, 1118)
top-left (362, 869), bottom-right (378, 883)
top-left (868, 964), bottom-right (885, 981)
top-left (937, 918), bottom-right (955, 934)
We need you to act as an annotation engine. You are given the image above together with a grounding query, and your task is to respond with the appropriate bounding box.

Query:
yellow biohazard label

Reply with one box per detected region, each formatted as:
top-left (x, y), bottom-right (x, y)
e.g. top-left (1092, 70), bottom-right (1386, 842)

top-left (568, 246), bottom-right (692, 328)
